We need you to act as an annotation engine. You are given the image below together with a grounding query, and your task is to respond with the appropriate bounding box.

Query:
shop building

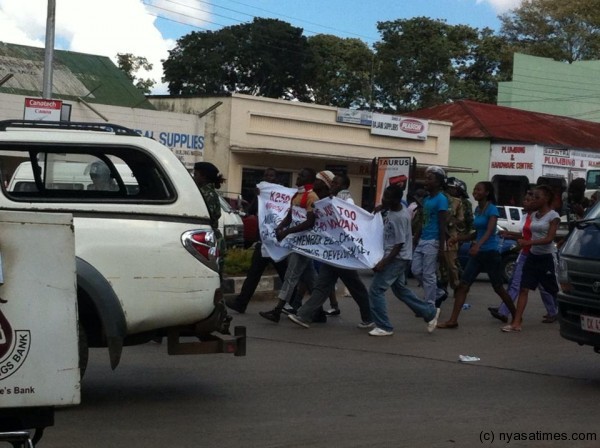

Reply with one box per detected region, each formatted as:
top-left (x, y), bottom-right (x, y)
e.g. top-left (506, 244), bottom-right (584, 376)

top-left (498, 53), bottom-right (600, 122)
top-left (1, 41), bottom-right (462, 207)
top-left (410, 100), bottom-right (600, 206)
top-left (149, 94), bottom-right (462, 207)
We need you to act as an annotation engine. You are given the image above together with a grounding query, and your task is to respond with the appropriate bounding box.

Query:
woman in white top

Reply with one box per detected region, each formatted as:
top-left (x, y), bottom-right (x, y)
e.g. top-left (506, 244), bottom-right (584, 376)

top-left (502, 185), bottom-right (560, 332)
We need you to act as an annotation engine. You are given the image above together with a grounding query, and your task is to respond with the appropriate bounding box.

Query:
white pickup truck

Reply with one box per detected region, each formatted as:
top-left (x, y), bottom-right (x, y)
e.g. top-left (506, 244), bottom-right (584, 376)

top-left (0, 120), bottom-right (246, 376)
top-left (496, 205), bottom-right (524, 233)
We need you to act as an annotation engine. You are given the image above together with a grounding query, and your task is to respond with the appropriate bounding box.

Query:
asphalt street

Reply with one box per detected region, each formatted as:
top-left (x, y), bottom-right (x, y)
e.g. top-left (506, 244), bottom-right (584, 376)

top-left (40, 276), bottom-right (600, 448)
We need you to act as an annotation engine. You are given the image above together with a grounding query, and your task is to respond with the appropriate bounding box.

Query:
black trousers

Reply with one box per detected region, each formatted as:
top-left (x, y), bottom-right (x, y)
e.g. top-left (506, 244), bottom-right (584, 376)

top-left (233, 242), bottom-right (288, 309)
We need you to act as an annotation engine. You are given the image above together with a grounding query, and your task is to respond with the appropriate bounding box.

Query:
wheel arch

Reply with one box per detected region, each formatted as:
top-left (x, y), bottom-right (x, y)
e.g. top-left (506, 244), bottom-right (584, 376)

top-left (76, 257), bottom-right (127, 370)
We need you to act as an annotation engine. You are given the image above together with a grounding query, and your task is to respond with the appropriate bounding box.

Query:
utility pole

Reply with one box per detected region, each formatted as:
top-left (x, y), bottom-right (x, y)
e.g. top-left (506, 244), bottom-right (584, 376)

top-left (42, 0), bottom-right (56, 99)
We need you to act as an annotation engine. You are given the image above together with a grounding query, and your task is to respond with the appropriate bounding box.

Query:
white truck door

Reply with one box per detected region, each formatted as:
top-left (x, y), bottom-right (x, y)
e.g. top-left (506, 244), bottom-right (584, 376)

top-left (0, 211), bottom-right (79, 408)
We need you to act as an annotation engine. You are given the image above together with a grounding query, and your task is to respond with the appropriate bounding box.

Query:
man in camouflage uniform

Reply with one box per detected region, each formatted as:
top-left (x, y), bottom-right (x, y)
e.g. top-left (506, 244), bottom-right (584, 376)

top-left (439, 177), bottom-right (471, 292)
top-left (194, 162), bottom-right (226, 278)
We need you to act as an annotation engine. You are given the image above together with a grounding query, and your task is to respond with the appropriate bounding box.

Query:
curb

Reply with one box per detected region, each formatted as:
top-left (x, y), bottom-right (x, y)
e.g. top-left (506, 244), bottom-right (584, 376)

top-left (222, 274), bottom-right (282, 302)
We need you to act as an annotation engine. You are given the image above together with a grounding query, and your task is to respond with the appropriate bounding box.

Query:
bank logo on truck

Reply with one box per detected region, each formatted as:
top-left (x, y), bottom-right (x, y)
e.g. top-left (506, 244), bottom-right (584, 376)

top-left (0, 307), bottom-right (31, 380)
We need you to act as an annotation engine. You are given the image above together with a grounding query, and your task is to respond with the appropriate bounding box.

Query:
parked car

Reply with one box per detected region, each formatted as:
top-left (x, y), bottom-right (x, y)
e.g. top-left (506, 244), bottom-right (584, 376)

top-left (218, 195), bottom-right (245, 248)
top-left (557, 201), bottom-right (600, 353)
top-left (0, 120), bottom-right (246, 375)
top-left (497, 205), bottom-right (524, 233)
top-left (456, 227), bottom-right (519, 283)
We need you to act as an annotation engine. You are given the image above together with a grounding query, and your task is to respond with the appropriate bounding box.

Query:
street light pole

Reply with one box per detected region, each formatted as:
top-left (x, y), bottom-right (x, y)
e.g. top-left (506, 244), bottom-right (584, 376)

top-left (42, 0), bottom-right (56, 99)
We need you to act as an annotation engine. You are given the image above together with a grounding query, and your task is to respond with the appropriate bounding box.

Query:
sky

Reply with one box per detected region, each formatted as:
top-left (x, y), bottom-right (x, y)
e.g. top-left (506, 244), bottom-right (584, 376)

top-left (0, 0), bottom-right (523, 94)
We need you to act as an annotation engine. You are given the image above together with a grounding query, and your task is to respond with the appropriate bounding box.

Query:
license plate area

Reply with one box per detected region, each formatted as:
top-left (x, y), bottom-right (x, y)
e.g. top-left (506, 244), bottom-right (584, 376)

top-left (580, 314), bottom-right (600, 334)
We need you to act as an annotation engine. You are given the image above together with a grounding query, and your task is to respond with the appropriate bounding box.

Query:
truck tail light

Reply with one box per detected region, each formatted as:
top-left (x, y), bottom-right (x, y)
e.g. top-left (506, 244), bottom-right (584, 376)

top-left (181, 230), bottom-right (220, 272)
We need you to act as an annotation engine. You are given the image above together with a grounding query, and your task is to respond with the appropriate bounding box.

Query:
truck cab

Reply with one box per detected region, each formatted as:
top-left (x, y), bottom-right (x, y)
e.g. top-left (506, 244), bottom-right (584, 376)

top-left (557, 200), bottom-right (600, 353)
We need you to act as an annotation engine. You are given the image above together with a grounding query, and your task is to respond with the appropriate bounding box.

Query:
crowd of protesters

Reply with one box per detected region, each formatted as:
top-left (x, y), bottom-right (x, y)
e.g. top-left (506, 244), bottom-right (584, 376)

top-left (224, 166), bottom-right (597, 336)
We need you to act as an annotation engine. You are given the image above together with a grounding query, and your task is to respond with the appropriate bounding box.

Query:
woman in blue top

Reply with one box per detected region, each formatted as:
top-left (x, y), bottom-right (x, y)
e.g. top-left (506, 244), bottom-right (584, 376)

top-left (437, 181), bottom-right (516, 329)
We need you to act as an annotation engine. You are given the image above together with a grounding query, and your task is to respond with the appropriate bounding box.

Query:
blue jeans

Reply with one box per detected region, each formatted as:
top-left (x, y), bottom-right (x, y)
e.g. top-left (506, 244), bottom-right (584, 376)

top-left (277, 253), bottom-right (316, 304)
top-left (369, 259), bottom-right (437, 332)
top-left (498, 252), bottom-right (558, 317)
top-left (411, 239), bottom-right (446, 306)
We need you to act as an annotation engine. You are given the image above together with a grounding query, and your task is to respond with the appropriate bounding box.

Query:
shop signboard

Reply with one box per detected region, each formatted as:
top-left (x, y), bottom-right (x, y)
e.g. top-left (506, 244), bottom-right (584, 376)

top-left (23, 97), bottom-right (63, 121)
top-left (375, 157), bottom-right (412, 205)
top-left (371, 113), bottom-right (428, 141)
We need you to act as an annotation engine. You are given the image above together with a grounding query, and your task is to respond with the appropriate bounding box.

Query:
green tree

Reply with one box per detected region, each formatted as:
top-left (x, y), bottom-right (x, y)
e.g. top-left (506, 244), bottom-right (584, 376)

top-left (305, 35), bottom-right (374, 108)
top-left (162, 18), bottom-right (311, 99)
top-left (499, 0), bottom-right (600, 63)
top-left (454, 28), bottom-right (513, 104)
top-left (116, 53), bottom-right (156, 94)
top-left (374, 17), bottom-right (508, 111)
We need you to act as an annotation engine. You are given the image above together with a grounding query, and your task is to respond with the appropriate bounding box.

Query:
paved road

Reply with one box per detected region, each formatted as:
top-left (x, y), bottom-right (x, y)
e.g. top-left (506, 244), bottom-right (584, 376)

top-left (42, 278), bottom-right (600, 448)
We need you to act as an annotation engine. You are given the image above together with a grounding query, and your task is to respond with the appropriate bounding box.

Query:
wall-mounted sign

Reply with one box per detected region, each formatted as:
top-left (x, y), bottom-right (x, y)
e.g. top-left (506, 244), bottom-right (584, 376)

top-left (371, 113), bottom-right (428, 140)
top-left (375, 157), bottom-right (412, 205)
top-left (336, 108), bottom-right (373, 126)
top-left (23, 97), bottom-right (63, 121)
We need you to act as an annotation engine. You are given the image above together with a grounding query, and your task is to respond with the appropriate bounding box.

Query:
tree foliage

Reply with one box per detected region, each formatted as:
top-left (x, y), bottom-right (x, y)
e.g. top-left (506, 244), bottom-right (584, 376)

top-left (162, 16), bottom-right (513, 109)
top-left (373, 18), bottom-right (508, 112)
top-left (116, 53), bottom-right (156, 94)
top-left (163, 18), bottom-right (311, 99)
top-left (499, 0), bottom-right (600, 63)
top-left (306, 35), bottom-right (374, 108)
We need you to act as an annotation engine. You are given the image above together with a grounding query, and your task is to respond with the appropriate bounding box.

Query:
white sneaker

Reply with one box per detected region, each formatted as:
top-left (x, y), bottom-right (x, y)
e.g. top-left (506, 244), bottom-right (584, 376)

top-left (427, 308), bottom-right (441, 334)
top-left (368, 327), bottom-right (394, 336)
top-left (357, 321), bottom-right (376, 329)
top-left (288, 314), bottom-right (310, 328)
top-left (281, 305), bottom-right (296, 315)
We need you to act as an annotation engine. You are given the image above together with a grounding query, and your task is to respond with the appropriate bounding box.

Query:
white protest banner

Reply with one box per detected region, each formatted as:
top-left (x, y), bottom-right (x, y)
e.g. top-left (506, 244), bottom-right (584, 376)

top-left (258, 183), bottom-right (384, 269)
top-left (257, 181), bottom-right (298, 262)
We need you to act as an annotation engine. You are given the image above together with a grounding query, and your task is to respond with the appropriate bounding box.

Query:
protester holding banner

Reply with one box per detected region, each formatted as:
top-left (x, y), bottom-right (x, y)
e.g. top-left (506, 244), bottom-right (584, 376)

top-left (365, 185), bottom-right (439, 336)
top-left (225, 168), bottom-right (288, 314)
top-left (287, 172), bottom-right (374, 329)
top-left (437, 181), bottom-right (517, 329)
top-left (411, 166), bottom-right (449, 308)
top-left (324, 173), bottom-right (353, 316)
top-left (259, 168), bottom-right (319, 323)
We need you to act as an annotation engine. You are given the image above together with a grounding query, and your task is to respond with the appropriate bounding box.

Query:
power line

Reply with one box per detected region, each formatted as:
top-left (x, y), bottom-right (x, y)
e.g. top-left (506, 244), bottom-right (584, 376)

top-left (148, 0), bottom-right (377, 43)
top-left (145, 10), bottom-right (314, 59)
top-left (219, 0), bottom-right (379, 42)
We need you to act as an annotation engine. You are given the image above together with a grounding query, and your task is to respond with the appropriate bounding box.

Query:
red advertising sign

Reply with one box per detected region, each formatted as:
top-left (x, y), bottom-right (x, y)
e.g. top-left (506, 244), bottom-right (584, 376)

top-left (23, 97), bottom-right (63, 121)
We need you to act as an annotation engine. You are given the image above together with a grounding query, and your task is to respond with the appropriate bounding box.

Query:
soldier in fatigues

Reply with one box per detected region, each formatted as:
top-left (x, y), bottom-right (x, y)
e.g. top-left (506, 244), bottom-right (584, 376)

top-left (194, 162), bottom-right (226, 279)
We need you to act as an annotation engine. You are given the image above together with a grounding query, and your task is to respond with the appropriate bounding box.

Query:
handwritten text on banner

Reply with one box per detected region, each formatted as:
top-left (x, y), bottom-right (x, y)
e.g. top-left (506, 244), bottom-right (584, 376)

top-left (258, 182), bottom-right (384, 269)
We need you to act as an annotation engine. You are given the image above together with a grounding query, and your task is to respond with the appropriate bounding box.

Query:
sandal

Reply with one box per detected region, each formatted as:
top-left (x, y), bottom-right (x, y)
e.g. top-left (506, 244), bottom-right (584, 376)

top-left (542, 315), bottom-right (557, 323)
top-left (501, 325), bottom-right (521, 332)
top-left (436, 321), bottom-right (458, 329)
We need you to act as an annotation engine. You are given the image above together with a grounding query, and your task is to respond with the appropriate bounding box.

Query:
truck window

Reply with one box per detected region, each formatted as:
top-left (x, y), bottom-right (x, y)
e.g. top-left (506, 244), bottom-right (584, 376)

top-left (0, 144), bottom-right (175, 202)
top-left (586, 169), bottom-right (600, 190)
top-left (509, 208), bottom-right (521, 220)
